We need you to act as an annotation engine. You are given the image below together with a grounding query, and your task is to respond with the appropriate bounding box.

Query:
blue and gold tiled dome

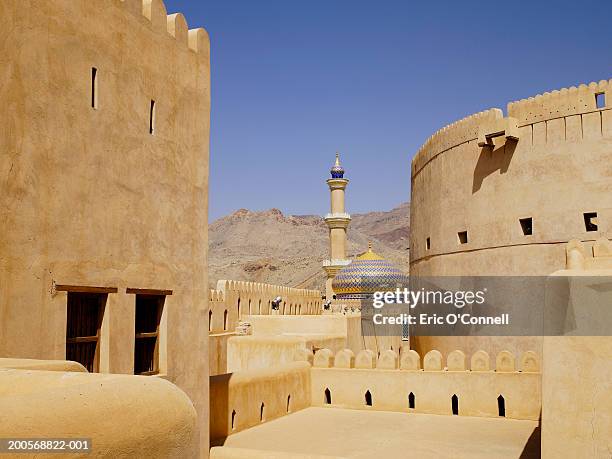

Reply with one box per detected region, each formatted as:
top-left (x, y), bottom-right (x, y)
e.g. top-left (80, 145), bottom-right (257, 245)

top-left (332, 243), bottom-right (408, 299)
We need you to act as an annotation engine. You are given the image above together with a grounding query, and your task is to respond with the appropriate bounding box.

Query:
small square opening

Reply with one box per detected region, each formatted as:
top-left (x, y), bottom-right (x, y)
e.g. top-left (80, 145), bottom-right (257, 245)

top-left (426, 237), bottom-right (431, 251)
top-left (519, 217), bottom-right (533, 236)
top-left (457, 231), bottom-right (468, 245)
top-left (595, 92), bottom-right (606, 109)
top-left (584, 212), bottom-right (598, 232)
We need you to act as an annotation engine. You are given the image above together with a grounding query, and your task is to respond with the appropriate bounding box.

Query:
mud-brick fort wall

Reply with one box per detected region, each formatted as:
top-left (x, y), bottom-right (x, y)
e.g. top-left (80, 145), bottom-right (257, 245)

top-left (0, 0), bottom-right (210, 454)
top-left (209, 280), bottom-right (322, 375)
top-left (409, 80), bottom-right (612, 357)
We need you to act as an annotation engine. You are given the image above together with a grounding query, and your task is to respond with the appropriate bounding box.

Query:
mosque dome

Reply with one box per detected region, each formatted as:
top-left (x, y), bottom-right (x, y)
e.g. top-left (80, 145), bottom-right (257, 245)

top-left (332, 243), bottom-right (408, 299)
top-left (330, 152), bottom-right (345, 178)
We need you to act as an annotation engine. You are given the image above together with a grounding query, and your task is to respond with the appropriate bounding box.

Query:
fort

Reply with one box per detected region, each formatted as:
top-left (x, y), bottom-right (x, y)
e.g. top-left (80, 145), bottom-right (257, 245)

top-left (0, 1), bottom-right (611, 458)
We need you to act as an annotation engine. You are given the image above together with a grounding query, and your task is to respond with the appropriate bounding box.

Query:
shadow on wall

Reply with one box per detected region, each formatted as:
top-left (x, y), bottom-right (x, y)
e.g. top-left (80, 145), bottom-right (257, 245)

top-left (472, 140), bottom-right (517, 193)
top-left (519, 413), bottom-right (541, 459)
top-left (210, 373), bottom-right (231, 447)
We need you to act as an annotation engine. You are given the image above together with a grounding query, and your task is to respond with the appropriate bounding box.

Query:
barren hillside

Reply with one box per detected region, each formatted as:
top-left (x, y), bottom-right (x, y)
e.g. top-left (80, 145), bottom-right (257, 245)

top-left (208, 202), bottom-right (410, 291)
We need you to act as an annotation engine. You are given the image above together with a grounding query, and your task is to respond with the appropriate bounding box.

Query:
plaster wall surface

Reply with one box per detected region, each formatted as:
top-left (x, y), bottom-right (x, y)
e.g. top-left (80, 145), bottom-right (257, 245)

top-left (542, 336), bottom-right (612, 458)
top-left (245, 315), bottom-right (351, 337)
top-left (227, 336), bottom-right (312, 372)
top-left (0, 0), bottom-right (210, 453)
top-left (541, 263), bottom-right (612, 458)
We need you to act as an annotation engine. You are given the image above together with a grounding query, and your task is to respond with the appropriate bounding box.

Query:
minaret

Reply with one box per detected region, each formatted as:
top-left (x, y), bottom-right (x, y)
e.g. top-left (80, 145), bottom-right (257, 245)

top-left (323, 153), bottom-right (351, 299)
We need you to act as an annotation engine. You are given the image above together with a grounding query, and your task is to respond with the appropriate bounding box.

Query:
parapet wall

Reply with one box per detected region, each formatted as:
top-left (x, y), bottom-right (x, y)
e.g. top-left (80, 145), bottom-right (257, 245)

top-left (209, 280), bottom-right (322, 334)
top-left (209, 281), bottom-right (322, 375)
top-left (507, 80), bottom-right (611, 125)
top-left (210, 362), bottom-right (312, 445)
top-left (310, 348), bottom-right (541, 420)
top-left (412, 108), bottom-right (503, 176)
top-left (413, 79), bottom-right (612, 178)
top-left (209, 347), bottom-right (540, 446)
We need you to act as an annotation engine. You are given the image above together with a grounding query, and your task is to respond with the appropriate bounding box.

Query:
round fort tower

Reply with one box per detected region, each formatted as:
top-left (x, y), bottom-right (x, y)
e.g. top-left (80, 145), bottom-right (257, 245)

top-left (409, 79), bottom-right (612, 358)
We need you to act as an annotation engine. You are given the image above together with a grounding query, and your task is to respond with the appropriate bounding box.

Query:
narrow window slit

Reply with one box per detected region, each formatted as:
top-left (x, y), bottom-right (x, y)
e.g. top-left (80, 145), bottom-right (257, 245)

top-left (324, 388), bottom-right (332, 405)
top-left (149, 100), bottom-right (156, 134)
top-left (223, 309), bottom-right (228, 331)
top-left (260, 403), bottom-right (265, 422)
top-left (498, 395), bottom-right (506, 417)
top-left (91, 68), bottom-right (98, 109)
top-left (231, 410), bottom-right (236, 430)
top-left (595, 92), bottom-right (606, 109)
top-left (409, 392), bottom-right (415, 409)
top-left (452, 394), bottom-right (459, 415)
top-left (287, 395), bottom-right (291, 413)
top-left (365, 390), bottom-right (372, 406)
top-left (426, 237), bottom-right (431, 251)
top-left (458, 231), bottom-right (468, 245)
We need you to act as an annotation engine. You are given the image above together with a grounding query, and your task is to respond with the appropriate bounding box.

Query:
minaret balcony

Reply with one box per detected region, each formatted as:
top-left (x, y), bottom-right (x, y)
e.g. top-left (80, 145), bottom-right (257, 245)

top-left (326, 178), bottom-right (349, 190)
top-left (323, 213), bottom-right (351, 228)
top-left (323, 259), bottom-right (351, 267)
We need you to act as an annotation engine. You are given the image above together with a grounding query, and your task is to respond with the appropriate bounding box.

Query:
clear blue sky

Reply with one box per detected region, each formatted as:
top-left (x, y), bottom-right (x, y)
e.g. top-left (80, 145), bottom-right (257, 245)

top-left (165, 0), bottom-right (612, 221)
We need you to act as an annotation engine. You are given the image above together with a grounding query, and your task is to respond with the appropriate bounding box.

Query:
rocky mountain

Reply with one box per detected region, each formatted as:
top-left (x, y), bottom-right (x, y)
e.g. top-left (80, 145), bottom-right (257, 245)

top-left (208, 202), bottom-right (410, 291)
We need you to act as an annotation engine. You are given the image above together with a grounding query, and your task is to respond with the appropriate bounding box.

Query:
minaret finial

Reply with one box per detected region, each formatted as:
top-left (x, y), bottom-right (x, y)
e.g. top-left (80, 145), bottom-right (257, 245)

top-left (330, 152), bottom-right (345, 178)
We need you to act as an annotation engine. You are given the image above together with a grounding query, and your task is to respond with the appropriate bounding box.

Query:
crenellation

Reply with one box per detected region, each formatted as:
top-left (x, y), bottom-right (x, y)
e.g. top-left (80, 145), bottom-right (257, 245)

top-left (116, 0), bottom-right (209, 56)
top-left (143, 0), bottom-right (167, 33)
top-left (355, 349), bottom-right (376, 369)
top-left (334, 349), bottom-right (355, 369)
top-left (412, 108), bottom-right (502, 176)
top-left (167, 13), bottom-right (188, 46)
top-left (400, 349), bottom-right (420, 370)
top-left (187, 28), bottom-right (210, 55)
top-left (520, 351), bottom-right (539, 373)
top-left (495, 350), bottom-right (516, 373)
top-left (423, 350), bottom-right (443, 371)
top-left (313, 349), bottom-right (538, 374)
top-left (313, 349), bottom-right (334, 368)
top-left (470, 350), bottom-right (490, 372)
top-left (376, 349), bottom-right (399, 370)
top-left (507, 79), bottom-right (612, 125)
top-left (446, 350), bottom-right (466, 371)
